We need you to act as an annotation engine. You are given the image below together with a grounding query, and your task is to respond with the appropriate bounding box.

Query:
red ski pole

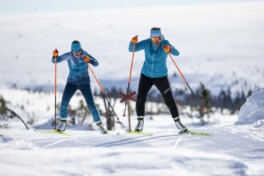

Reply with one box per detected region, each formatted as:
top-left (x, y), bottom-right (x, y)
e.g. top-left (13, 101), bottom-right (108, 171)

top-left (123, 36), bottom-right (137, 117)
top-left (167, 52), bottom-right (204, 111)
top-left (87, 62), bottom-right (120, 120)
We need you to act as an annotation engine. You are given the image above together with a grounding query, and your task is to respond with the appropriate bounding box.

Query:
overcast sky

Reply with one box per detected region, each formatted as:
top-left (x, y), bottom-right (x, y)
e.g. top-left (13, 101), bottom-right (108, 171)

top-left (0, 0), bottom-right (261, 15)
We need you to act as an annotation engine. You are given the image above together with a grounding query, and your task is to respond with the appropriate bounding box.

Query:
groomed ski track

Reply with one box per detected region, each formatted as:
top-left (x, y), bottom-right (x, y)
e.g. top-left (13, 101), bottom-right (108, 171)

top-left (1, 124), bottom-right (264, 176)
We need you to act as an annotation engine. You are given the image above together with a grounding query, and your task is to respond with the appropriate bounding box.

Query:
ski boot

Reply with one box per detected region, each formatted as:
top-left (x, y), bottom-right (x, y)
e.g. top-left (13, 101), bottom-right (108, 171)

top-left (57, 119), bottom-right (67, 132)
top-left (173, 117), bottom-right (188, 133)
top-left (134, 116), bottom-right (144, 132)
top-left (96, 121), bottom-right (108, 134)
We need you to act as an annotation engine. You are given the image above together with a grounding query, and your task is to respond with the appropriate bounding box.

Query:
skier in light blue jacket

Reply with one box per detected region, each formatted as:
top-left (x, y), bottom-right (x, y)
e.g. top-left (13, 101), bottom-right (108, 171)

top-left (52, 40), bottom-right (107, 134)
top-left (129, 27), bottom-right (188, 132)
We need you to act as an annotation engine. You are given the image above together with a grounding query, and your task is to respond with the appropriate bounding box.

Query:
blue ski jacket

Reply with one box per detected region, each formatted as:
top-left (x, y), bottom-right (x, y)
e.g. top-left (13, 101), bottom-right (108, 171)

top-left (51, 50), bottom-right (98, 85)
top-left (129, 37), bottom-right (179, 78)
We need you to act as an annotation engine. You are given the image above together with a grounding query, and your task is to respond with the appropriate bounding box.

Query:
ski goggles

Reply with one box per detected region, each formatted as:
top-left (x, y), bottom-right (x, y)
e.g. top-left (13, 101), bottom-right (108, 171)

top-left (72, 50), bottom-right (81, 53)
top-left (151, 36), bottom-right (161, 41)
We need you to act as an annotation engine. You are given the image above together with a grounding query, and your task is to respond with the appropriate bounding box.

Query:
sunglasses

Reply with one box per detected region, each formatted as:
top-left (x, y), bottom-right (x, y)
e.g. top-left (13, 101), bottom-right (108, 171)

top-left (151, 37), bottom-right (161, 41)
top-left (72, 50), bottom-right (81, 53)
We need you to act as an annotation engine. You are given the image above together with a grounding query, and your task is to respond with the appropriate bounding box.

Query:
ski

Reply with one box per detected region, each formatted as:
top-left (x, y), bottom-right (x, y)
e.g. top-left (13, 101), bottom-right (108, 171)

top-left (35, 130), bottom-right (210, 137)
top-left (114, 130), bottom-right (212, 136)
top-left (187, 130), bottom-right (212, 136)
top-left (36, 130), bottom-right (71, 136)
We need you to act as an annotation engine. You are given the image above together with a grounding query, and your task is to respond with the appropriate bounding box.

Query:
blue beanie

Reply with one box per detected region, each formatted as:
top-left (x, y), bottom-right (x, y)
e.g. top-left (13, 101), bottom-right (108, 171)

top-left (150, 29), bottom-right (162, 38)
top-left (71, 42), bottom-right (82, 51)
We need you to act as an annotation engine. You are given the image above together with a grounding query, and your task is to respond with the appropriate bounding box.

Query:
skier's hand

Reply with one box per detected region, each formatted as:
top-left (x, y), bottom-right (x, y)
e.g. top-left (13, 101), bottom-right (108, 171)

top-left (162, 45), bottom-right (172, 53)
top-left (53, 48), bottom-right (58, 57)
top-left (82, 55), bottom-right (90, 62)
top-left (131, 35), bottom-right (138, 44)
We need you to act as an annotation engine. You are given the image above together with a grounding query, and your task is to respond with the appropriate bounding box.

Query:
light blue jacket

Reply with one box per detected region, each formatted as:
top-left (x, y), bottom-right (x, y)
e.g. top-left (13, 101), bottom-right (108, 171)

top-left (129, 37), bottom-right (179, 78)
top-left (52, 50), bottom-right (98, 85)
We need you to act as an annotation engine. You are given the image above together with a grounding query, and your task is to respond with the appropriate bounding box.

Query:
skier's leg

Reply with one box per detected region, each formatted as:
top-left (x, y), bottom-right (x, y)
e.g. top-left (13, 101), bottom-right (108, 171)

top-left (59, 82), bottom-right (77, 131)
top-left (154, 76), bottom-right (188, 132)
top-left (154, 76), bottom-right (179, 117)
top-left (60, 82), bottom-right (77, 119)
top-left (135, 74), bottom-right (153, 131)
top-left (79, 84), bottom-right (101, 122)
top-left (79, 84), bottom-right (107, 134)
top-left (136, 74), bottom-right (153, 116)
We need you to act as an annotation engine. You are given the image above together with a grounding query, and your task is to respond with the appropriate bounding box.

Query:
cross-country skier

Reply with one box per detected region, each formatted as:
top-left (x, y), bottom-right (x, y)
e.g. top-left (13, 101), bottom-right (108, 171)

top-left (52, 40), bottom-right (107, 134)
top-left (129, 27), bottom-right (188, 132)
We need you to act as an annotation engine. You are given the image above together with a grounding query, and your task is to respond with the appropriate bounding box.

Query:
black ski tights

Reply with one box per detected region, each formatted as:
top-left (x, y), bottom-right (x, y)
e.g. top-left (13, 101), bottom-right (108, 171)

top-left (136, 74), bottom-right (179, 118)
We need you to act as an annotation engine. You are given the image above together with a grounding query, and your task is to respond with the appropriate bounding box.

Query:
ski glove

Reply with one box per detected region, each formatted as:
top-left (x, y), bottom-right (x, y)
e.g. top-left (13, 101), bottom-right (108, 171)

top-left (131, 35), bottom-right (138, 44)
top-left (162, 45), bottom-right (172, 53)
top-left (82, 55), bottom-right (90, 62)
top-left (53, 48), bottom-right (58, 57)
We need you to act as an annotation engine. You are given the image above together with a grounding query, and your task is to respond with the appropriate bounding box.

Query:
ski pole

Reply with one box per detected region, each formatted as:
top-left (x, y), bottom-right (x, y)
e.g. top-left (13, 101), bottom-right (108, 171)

top-left (87, 63), bottom-right (120, 120)
top-left (123, 37), bottom-right (137, 117)
top-left (54, 50), bottom-right (57, 130)
top-left (167, 52), bottom-right (204, 111)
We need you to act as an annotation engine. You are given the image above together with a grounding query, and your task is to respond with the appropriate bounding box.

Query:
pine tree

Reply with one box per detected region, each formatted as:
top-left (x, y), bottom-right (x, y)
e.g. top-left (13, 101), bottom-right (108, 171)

top-left (197, 83), bottom-right (212, 125)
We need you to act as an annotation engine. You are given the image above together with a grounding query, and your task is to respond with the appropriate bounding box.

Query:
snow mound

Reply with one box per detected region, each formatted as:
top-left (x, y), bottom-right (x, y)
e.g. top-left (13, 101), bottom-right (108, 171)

top-left (236, 89), bottom-right (264, 126)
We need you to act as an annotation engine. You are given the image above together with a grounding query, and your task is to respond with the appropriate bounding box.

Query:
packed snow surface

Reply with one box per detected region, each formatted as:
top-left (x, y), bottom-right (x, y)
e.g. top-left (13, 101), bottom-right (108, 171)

top-left (0, 86), bottom-right (263, 176)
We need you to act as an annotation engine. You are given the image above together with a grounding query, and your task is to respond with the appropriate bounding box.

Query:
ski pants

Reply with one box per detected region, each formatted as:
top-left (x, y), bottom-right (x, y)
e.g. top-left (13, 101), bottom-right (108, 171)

top-left (60, 82), bottom-right (101, 122)
top-left (136, 74), bottom-right (179, 118)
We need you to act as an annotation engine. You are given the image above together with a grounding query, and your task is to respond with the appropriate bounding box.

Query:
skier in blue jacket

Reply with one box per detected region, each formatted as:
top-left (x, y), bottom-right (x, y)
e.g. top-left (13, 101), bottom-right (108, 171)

top-left (129, 27), bottom-right (188, 132)
top-left (52, 40), bottom-right (107, 134)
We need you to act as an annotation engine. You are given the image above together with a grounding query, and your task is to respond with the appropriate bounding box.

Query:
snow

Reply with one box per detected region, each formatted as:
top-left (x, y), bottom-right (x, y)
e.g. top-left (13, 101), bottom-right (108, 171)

top-left (1, 88), bottom-right (264, 176)
top-left (237, 89), bottom-right (264, 125)
top-left (1, 116), bottom-right (264, 176)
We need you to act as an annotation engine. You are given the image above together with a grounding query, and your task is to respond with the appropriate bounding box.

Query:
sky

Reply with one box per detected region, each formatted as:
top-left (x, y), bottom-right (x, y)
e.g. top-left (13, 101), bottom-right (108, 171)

top-left (0, 0), bottom-right (262, 15)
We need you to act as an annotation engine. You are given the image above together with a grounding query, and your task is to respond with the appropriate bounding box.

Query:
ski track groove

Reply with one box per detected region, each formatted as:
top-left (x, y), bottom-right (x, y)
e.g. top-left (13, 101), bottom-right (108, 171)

top-left (18, 132), bottom-right (189, 149)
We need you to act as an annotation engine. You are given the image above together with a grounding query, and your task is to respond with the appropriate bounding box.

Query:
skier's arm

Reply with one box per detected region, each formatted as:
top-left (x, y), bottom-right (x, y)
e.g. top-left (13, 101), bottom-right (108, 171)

top-left (167, 41), bottom-right (179, 56)
top-left (52, 56), bottom-right (64, 63)
top-left (82, 51), bottom-right (99, 67)
top-left (129, 37), bottom-right (146, 52)
top-left (51, 51), bottom-right (69, 63)
top-left (170, 45), bottom-right (179, 56)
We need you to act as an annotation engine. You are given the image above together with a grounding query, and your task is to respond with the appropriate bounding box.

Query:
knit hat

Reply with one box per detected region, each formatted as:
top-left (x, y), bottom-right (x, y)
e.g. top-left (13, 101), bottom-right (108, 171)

top-left (150, 29), bottom-right (162, 38)
top-left (71, 41), bottom-right (82, 51)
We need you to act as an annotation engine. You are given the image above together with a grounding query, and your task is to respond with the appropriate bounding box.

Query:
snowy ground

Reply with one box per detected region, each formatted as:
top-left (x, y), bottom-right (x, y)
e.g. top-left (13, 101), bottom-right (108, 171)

top-left (1, 114), bottom-right (264, 176)
top-left (1, 87), bottom-right (264, 176)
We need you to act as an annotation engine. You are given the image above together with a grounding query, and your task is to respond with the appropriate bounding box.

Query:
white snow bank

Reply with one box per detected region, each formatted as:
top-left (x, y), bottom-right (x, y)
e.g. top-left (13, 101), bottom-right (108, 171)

top-left (237, 89), bottom-right (264, 126)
